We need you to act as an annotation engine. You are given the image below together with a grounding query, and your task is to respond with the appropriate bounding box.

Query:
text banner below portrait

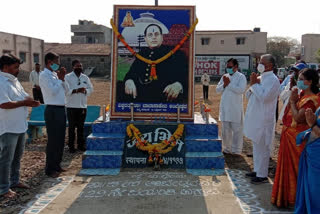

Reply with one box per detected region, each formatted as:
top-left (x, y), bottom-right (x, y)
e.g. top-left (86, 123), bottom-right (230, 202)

top-left (123, 124), bottom-right (186, 168)
top-left (110, 5), bottom-right (196, 121)
top-left (116, 103), bottom-right (188, 113)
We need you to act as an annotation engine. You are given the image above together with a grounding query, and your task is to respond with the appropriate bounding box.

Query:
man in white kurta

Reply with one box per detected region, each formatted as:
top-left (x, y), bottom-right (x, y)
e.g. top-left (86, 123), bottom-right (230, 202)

top-left (243, 54), bottom-right (280, 184)
top-left (216, 58), bottom-right (247, 155)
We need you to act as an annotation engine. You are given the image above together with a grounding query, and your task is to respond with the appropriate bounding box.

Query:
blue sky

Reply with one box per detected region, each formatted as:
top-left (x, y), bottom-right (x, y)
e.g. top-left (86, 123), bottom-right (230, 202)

top-left (0, 0), bottom-right (319, 43)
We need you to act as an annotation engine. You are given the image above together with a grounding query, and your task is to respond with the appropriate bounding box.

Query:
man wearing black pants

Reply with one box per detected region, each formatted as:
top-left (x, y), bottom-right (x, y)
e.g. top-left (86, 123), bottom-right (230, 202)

top-left (67, 108), bottom-right (87, 152)
top-left (201, 72), bottom-right (210, 100)
top-left (39, 52), bottom-right (67, 178)
top-left (65, 60), bottom-right (93, 153)
top-left (29, 63), bottom-right (44, 104)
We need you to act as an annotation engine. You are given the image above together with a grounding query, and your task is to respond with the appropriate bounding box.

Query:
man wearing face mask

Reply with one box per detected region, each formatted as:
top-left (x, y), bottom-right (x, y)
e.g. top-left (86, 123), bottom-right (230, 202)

top-left (39, 52), bottom-right (67, 178)
top-left (216, 58), bottom-right (247, 155)
top-left (123, 24), bottom-right (188, 103)
top-left (244, 54), bottom-right (280, 184)
top-left (0, 54), bottom-right (40, 198)
top-left (65, 60), bottom-right (93, 153)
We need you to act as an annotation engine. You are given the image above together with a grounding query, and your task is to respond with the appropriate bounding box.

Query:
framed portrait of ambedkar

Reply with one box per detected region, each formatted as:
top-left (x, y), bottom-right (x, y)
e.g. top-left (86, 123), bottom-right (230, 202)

top-left (110, 5), bottom-right (196, 121)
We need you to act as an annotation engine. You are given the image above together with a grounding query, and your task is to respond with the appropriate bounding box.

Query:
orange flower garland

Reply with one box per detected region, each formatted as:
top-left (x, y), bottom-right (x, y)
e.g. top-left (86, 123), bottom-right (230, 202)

top-left (105, 104), bottom-right (110, 112)
top-left (110, 18), bottom-right (198, 80)
top-left (126, 124), bottom-right (184, 165)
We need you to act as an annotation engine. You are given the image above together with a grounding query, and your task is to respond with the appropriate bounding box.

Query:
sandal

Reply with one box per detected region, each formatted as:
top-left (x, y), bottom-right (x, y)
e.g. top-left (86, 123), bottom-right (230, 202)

top-left (11, 182), bottom-right (30, 189)
top-left (1, 189), bottom-right (16, 198)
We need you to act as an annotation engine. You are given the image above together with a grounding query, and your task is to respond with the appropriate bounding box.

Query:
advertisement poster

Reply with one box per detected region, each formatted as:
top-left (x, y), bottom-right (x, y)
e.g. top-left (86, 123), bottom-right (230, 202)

top-left (195, 55), bottom-right (250, 76)
top-left (110, 5), bottom-right (196, 121)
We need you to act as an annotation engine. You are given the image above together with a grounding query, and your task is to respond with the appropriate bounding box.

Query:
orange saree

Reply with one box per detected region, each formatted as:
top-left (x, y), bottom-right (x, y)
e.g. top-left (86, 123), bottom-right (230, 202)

top-left (271, 94), bottom-right (320, 208)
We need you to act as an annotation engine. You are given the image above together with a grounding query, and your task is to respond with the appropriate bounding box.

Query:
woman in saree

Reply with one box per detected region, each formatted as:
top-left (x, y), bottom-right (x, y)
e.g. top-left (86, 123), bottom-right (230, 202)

top-left (271, 68), bottom-right (320, 208)
top-left (294, 107), bottom-right (320, 214)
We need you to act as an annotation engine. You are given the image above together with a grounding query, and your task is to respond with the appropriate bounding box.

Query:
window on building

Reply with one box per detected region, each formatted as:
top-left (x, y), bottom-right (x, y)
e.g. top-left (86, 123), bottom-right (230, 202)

top-left (19, 52), bottom-right (26, 63)
top-left (33, 53), bottom-right (39, 63)
top-left (100, 58), bottom-right (105, 62)
top-left (236, 37), bottom-right (246, 45)
top-left (201, 38), bottom-right (210, 45)
top-left (220, 40), bottom-right (224, 45)
top-left (87, 37), bottom-right (94, 44)
top-left (2, 50), bottom-right (11, 54)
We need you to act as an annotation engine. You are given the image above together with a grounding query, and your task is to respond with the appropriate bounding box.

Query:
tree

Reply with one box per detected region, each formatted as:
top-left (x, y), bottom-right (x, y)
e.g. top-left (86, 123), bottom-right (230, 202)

top-left (267, 37), bottom-right (300, 67)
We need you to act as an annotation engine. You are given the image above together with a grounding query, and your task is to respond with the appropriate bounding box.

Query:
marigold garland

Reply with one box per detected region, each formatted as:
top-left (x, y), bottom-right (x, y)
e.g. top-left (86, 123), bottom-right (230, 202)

top-left (110, 18), bottom-right (198, 80)
top-left (126, 124), bottom-right (184, 165)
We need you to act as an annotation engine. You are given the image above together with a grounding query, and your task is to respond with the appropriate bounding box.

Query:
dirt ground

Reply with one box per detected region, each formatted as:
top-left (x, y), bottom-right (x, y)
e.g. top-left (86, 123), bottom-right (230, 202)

top-left (0, 79), bottom-right (283, 214)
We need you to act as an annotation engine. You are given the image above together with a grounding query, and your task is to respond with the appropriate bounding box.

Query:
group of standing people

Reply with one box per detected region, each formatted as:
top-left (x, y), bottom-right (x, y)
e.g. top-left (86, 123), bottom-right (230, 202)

top-left (0, 52), bottom-right (93, 198)
top-left (215, 55), bottom-right (320, 213)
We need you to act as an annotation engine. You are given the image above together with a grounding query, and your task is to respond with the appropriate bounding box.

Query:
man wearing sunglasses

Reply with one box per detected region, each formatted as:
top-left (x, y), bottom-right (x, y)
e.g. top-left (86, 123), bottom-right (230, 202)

top-left (65, 60), bottom-right (93, 153)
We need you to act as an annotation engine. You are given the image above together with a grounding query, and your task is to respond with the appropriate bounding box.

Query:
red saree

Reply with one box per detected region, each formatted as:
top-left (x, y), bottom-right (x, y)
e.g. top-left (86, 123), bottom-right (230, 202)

top-left (271, 94), bottom-right (320, 208)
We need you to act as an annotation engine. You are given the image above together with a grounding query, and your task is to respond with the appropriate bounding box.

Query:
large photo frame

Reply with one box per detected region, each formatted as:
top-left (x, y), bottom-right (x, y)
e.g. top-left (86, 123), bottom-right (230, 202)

top-left (110, 5), bottom-right (196, 121)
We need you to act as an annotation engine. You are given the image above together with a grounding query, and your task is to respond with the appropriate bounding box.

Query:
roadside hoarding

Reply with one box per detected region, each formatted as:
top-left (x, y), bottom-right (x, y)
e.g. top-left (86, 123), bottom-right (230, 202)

top-left (195, 55), bottom-right (251, 77)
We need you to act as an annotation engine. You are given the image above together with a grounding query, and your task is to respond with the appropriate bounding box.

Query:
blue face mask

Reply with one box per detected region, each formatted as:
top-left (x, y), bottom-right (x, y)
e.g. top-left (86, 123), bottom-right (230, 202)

top-left (297, 80), bottom-right (309, 90)
top-left (50, 63), bottom-right (59, 71)
top-left (226, 68), bottom-right (234, 75)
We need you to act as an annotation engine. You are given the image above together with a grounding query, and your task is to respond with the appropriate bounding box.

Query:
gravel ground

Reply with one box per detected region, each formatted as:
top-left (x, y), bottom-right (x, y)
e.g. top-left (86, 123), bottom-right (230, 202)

top-left (0, 79), bottom-right (283, 213)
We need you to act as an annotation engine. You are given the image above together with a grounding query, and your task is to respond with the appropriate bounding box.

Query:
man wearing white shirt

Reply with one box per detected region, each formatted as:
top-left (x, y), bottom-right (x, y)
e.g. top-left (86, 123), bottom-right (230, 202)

top-left (29, 63), bottom-right (43, 104)
top-left (0, 54), bottom-right (40, 198)
top-left (244, 54), bottom-right (280, 184)
top-left (216, 58), bottom-right (247, 155)
top-left (65, 60), bottom-right (93, 153)
top-left (201, 71), bottom-right (210, 100)
top-left (39, 52), bottom-right (67, 178)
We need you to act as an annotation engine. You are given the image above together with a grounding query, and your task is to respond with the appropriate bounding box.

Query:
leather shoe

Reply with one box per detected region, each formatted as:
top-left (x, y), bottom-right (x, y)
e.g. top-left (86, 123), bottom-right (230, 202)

top-left (58, 168), bottom-right (67, 172)
top-left (46, 171), bottom-right (60, 178)
top-left (78, 146), bottom-right (86, 152)
top-left (245, 172), bottom-right (257, 178)
top-left (251, 177), bottom-right (268, 184)
top-left (69, 148), bottom-right (76, 153)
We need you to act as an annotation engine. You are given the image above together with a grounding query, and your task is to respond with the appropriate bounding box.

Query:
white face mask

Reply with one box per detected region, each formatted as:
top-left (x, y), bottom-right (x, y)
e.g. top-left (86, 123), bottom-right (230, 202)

top-left (257, 64), bottom-right (265, 73)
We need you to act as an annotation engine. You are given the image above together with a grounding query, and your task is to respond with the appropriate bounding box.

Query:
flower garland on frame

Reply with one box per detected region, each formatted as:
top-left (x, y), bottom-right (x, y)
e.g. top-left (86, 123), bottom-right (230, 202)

top-left (126, 124), bottom-right (184, 166)
top-left (110, 18), bottom-right (198, 80)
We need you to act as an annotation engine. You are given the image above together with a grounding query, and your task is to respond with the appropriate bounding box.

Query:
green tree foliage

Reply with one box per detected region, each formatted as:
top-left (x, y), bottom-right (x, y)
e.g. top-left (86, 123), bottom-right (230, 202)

top-left (267, 37), bottom-right (300, 67)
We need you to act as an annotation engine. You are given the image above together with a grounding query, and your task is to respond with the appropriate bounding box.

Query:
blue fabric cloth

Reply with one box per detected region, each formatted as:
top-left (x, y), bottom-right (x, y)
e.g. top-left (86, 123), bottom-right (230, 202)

top-left (295, 108), bottom-right (320, 214)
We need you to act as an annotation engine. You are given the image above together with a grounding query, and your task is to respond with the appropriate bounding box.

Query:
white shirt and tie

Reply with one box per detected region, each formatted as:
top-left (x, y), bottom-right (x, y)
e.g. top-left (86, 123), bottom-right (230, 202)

top-left (39, 68), bottom-right (66, 106)
top-left (216, 71), bottom-right (247, 154)
top-left (65, 72), bottom-right (93, 109)
top-left (0, 71), bottom-right (29, 135)
top-left (243, 71), bottom-right (280, 178)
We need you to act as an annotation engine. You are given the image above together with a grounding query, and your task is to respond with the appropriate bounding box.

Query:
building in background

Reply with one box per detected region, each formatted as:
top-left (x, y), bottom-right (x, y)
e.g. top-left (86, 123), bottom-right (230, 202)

top-left (44, 20), bottom-right (113, 77)
top-left (301, 34), bottom-right (320, 63)
top-left (71, 20), bottom-right (112, 44)
top-left (0, 31), bottom-right (44, 73)
top-left (195, 28), bottom-right (267, 78)
top-left (44, 43), bottom-right (111, 77)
